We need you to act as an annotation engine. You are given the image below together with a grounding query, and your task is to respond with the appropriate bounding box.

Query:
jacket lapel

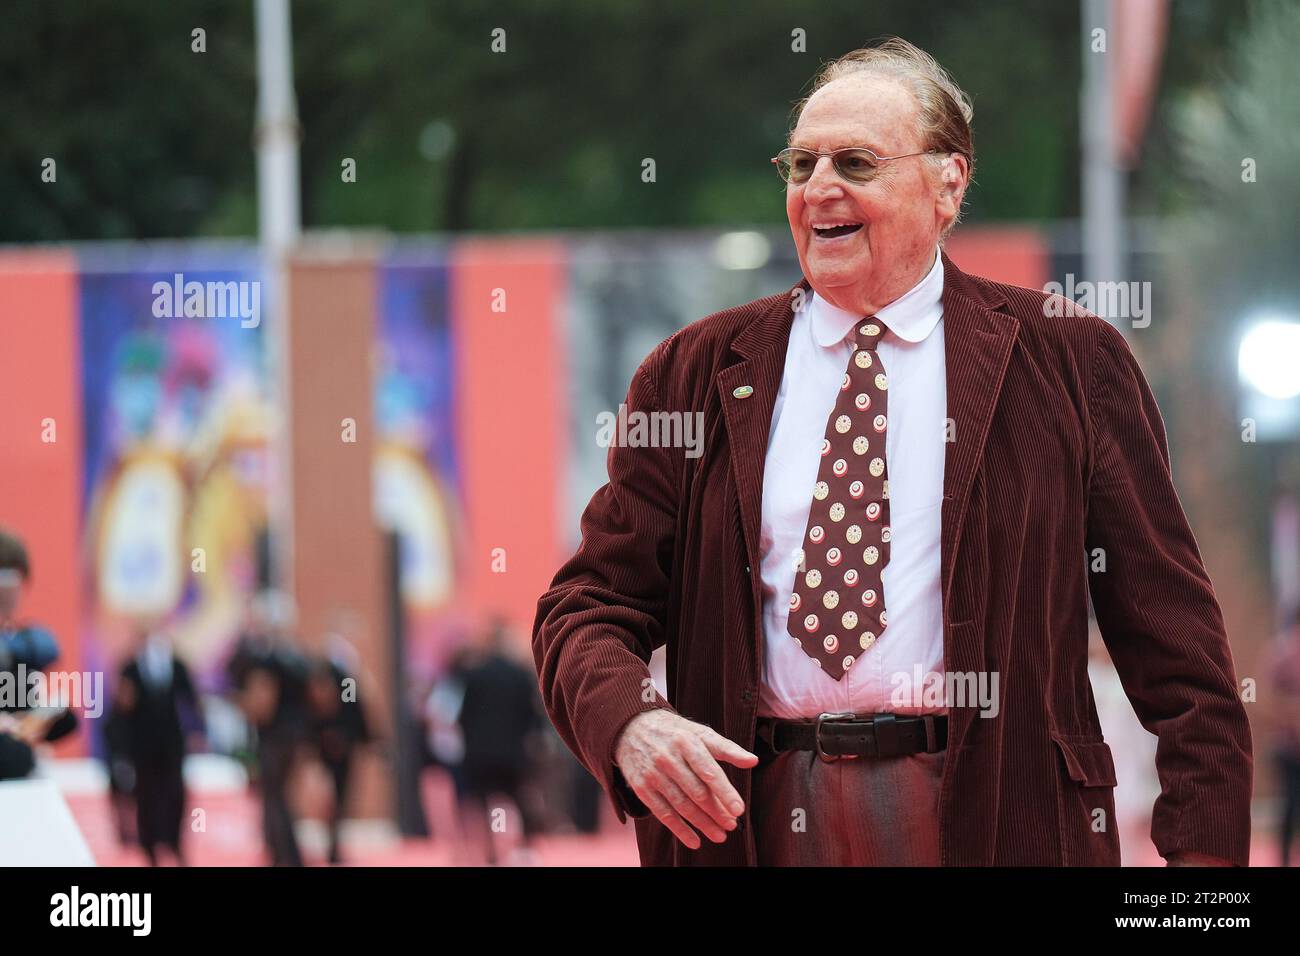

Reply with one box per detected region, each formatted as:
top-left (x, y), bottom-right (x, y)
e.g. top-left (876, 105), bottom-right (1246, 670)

top-left (939, 251), bottom-right (1020, 617)
top-left (715, 282), bottom-right (804, 607)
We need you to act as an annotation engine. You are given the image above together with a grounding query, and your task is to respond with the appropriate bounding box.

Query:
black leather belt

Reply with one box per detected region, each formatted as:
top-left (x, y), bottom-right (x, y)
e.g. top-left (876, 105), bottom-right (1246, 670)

top-left (755, 712), bottom-right (948, 762)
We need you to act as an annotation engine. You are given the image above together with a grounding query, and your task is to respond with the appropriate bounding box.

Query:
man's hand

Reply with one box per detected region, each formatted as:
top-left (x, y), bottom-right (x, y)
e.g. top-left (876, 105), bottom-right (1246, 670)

top-left (614, 709), bottom-right (759, 850)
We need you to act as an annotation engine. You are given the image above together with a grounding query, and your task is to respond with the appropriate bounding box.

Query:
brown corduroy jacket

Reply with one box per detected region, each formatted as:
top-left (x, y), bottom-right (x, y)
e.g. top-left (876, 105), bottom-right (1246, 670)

top-left (533, 251), bottom-right (1253, 866)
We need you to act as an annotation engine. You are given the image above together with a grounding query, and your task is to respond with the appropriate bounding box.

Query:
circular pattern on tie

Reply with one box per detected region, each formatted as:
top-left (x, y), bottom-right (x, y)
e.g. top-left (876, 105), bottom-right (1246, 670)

top-left (784, 313), bottom-right (890, 679)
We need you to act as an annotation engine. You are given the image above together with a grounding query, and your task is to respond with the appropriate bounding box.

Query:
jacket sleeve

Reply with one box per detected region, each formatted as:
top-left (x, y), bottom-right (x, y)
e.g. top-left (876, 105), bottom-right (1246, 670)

top-left (1084, 319), bottom-right (1253, 865)
top-left (532, 342), bottom-right (680, 823)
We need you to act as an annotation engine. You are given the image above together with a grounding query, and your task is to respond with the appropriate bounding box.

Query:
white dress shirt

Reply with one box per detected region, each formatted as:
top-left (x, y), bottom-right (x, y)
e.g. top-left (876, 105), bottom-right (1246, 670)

top-left (757, 249), bottom-right (948, 718)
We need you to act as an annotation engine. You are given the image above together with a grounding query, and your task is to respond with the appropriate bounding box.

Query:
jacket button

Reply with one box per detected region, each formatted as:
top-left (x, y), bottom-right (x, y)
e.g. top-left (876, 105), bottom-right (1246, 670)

top-left (741, 688), bottom-right (754, 703)
top-left (744, 565), bottom-right (751, 574)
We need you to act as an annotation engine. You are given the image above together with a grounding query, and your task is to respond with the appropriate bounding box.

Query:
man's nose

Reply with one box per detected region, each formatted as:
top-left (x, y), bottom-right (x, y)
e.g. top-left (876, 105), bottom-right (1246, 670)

top-left (802, 156), bottom-right (844, 203)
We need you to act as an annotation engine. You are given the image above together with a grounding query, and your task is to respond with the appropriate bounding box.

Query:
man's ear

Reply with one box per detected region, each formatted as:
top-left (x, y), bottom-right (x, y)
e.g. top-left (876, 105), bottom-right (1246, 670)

top-left (938, 154), bottom-right (968, 217)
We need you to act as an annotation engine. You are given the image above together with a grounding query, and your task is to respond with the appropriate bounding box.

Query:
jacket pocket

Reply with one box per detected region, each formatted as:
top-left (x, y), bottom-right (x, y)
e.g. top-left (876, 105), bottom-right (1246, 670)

top-left (1051, 732), bottom-right (1118, 787)
top-left (1051, 732), bottom-right (1121, 866)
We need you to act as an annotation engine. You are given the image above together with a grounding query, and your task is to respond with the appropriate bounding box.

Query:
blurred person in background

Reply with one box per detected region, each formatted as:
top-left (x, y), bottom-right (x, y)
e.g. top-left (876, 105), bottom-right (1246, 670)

top-left (457, 618), bottom-right (545, 865)
top-left (0, 529), bottom-right (78, 781)
top-left (305, 616), bottom-right (372, 865)
top-left (116, 625), bottom-right (204, 865)
top-left (102, 679), bottom-right (138, 848)
top-left (422, 642), bottom-right (470, 840)
top-left (228, 590), bottom-right (310, 866)
top-left (1086, 626), bottom-right (1158, 861)
top-left (1262, 612), bottom-right (1300, 866)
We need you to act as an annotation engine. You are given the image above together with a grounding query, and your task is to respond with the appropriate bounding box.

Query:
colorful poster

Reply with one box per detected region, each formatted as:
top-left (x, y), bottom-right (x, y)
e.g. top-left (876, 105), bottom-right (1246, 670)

top-left (374, 248), bottom-right (459, 676)
top-left (77, 249), bottom-right (272, 686)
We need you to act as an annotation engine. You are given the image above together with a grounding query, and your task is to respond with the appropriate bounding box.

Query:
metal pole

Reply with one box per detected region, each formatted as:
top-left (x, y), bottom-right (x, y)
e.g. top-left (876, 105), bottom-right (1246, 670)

top-left (254, 0), bottom-right (301, 593)
top-left (1082, 0), bottom-right (1125, 323)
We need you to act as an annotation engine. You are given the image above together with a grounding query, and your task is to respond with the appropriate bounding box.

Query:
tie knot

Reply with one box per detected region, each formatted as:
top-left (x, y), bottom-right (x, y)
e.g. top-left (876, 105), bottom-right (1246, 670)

top-left (855, 318), bottom-right (884, 347)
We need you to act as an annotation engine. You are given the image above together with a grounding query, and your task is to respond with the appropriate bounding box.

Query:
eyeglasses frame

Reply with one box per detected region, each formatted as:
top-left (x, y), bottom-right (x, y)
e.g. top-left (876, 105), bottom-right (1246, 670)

top-left (771, 145), bottom-right (944, 185)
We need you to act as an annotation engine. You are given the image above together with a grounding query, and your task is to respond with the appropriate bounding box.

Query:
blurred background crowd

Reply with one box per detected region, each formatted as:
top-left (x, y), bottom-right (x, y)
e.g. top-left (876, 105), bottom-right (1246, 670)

top-left (3, 526), bottom-right (602, 866)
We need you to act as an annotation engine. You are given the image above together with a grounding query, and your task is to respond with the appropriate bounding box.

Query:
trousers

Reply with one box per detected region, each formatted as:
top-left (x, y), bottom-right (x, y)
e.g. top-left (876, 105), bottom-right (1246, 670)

top-left (750, 737), bottom-right (946, 866)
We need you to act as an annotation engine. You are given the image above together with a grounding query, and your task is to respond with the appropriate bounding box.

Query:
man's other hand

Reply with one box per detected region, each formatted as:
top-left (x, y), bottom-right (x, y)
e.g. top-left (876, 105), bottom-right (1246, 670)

top-left (614, 709), bottom-right (759, 849)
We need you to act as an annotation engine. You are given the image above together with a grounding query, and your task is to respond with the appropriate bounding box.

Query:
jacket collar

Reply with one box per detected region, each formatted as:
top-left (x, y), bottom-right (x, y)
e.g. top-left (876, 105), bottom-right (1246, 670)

top-left (729, 247), bottom-right (1008, 361)
top-left (809, 246), bottom-right (945, 347)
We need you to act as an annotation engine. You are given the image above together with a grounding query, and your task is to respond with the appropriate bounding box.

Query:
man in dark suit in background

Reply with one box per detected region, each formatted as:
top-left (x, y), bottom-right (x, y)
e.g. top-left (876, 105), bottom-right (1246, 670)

top-left (117, 628), bottom-right (202, 866)
top-left (306, 644), bottom-right (371, 865)
top-left (228, 591), bottom-right (310, 866)
top-left (457, 619), bottom-right (545, 865)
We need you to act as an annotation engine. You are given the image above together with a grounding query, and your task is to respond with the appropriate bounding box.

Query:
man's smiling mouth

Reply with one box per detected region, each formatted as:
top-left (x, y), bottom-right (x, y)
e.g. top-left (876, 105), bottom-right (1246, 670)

top-left (812, 222), bottom-right (864, 239)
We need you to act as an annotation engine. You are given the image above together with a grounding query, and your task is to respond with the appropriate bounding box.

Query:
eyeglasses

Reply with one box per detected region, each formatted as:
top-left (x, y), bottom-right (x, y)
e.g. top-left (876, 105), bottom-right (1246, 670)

top-left (771, 146), bottom-right (940, 185)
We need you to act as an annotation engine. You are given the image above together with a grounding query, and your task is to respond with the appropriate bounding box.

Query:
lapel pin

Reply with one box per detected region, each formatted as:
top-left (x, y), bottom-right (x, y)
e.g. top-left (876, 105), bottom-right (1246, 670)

top-left (733, 385), bottom-right (754, 399)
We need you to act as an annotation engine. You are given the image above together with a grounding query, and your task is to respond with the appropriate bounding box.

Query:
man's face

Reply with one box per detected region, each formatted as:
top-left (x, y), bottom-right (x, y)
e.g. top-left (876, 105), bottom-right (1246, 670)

top-left (785, 74), bottom-right (957, 314)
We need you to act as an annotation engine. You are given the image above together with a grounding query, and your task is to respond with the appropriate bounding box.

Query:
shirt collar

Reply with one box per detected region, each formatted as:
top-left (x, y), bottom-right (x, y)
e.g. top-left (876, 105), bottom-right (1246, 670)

top-left (808, 246), bottom-right (945, 348)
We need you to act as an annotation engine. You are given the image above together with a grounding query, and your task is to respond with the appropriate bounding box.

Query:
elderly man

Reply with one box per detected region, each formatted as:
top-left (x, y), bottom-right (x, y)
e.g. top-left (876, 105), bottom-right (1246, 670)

top-left (533, 38), bottom-right (1252, 866)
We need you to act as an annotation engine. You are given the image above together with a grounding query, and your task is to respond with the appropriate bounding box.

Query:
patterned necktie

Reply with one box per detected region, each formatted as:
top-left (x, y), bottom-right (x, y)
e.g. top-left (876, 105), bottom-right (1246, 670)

top-left (786, 317), bottom-right (891, 680)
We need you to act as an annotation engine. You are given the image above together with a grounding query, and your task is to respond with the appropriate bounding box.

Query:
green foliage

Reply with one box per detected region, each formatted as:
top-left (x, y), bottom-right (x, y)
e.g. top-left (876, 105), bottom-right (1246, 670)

top-left (0, 0), bottom-right (1249, 241)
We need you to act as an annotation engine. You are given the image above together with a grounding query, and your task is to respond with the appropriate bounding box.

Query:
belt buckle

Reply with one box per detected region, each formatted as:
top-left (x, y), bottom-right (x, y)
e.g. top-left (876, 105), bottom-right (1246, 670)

top-left (815, 711), bottom-right (860, 763)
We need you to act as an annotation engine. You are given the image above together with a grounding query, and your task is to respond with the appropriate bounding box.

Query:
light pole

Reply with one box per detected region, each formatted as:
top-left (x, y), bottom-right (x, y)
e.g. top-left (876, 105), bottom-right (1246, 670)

top-left (254, 0), bottom-right (301, 593)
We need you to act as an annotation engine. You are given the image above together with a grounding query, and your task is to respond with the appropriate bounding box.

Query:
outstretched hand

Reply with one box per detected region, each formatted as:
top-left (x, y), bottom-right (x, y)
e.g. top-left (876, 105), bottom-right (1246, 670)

top-left (614, 709), bottom-right (759, 849)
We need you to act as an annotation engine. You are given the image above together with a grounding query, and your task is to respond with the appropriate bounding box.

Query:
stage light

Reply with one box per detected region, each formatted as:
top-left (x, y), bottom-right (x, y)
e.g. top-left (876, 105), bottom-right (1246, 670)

top-left (1238, 317), bottom-right (1300, 400)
